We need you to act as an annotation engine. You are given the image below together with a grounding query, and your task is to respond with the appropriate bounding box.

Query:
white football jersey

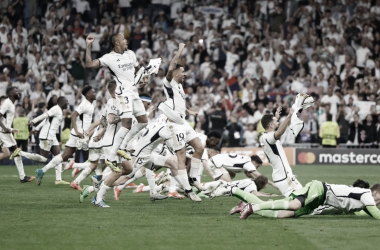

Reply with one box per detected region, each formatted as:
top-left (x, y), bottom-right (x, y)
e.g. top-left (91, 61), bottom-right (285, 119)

top-left (102, 97), bottom-right (121, 147)
top-left (324, 183), bottom-right (376, 213)
top-left (260, 131), bottom-right (293, 182)
top-left (39, 105), bottom-right (63, 140)
top-left (132, 122), bottom-right (171, 158)
top-left (99, 50), bottom-right (139, 94)
top-left (209, 153), bottom-right (256, 173)
top-left (162, 78), bottom-right (187, 117)
top-left (71, 99), bottom-right (94, 136)
top-left (0, 98), bottom-right (15, 132)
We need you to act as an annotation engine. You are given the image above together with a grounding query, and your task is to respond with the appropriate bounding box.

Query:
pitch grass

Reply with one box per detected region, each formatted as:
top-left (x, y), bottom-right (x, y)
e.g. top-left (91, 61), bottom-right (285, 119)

top-left (0, 164), bottom-right (379, 250)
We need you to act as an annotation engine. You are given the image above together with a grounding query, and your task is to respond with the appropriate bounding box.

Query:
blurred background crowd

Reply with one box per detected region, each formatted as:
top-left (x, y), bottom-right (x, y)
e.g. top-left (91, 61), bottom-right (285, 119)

top-left (1, 0), bottom-right (380, 151)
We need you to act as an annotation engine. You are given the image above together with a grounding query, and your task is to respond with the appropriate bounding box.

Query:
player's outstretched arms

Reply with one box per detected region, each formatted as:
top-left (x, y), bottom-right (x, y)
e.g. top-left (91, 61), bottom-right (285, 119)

top-left (85, 35), bottom-right (100, 68)
top-left (166, 43), bottom-right (185, 81)
top-left (274, 108), bottom-right (294, 140)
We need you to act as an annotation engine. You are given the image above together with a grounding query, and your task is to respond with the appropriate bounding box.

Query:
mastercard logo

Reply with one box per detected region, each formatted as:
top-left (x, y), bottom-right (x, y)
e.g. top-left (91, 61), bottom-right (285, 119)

top-left (298, 152), bottom-right (316, 164)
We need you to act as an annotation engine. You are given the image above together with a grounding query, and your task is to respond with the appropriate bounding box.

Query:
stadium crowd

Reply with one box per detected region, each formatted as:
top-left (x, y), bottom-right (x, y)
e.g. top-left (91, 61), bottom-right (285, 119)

top-left (1, 0), bottom-right (380, 151)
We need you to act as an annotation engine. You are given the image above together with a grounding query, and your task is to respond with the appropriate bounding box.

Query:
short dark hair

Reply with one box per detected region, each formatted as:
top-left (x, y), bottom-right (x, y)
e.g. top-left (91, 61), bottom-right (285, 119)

top-left (82, 85), bottom-right (93, 96)
top-left (254, 175), bottom-right (268, 191)
top-left (57, 96), bottom-right (66, 104)
top-left (251, 155), bottom-right (263, 165)
top-left (353, 179), bottom-right (370, 189)
top-left (109, 34), bottom-right (118, 48)
top-left (261, 114), bottom-right (274, 129)
top-left (6, 86), bottom-right (16, 95)
top-left (370, 183), bottom-right (380, 193)
top-left (174, 64), bottom-right (183, 70)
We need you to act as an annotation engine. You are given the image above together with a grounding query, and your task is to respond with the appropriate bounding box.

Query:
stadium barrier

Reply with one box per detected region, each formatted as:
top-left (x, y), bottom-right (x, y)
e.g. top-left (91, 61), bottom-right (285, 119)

top-left (221, 147), bottom-right (295, 166)
top-left (296, 148), bottom-right (380, 165)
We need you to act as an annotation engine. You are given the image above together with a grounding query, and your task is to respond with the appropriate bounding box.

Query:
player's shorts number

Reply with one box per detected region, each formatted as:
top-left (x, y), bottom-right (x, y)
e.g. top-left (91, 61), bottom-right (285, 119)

top-left (176, 133), bottom-right (185, 142)
top-left (136, 157), bottom-right (143, 164)
top-left (123, 96), bottom-right (129, 104)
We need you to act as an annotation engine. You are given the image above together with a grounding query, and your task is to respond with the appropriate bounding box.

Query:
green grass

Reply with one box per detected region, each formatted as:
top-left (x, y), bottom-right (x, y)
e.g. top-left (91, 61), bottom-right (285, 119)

top-left (0, 164), bottom-right (379, 250)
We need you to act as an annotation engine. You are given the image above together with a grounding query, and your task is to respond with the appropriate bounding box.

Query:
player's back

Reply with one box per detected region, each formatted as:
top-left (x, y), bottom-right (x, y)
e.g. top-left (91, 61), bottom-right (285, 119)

top-left (260, 131), bottom-right (293, 182)
top-left (39, 105), bottom-right (62, 140)
top-left (324, 183), bottom-right (375, 213)
top-left (0, 98), bottom-right (15, 131)
top-left (210, 153), bottom-right (251, 172)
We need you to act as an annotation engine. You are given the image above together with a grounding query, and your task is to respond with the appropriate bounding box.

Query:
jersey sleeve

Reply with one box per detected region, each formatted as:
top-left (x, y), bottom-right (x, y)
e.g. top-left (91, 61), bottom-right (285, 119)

top-left (75, 101), bottom-right (87, 115)
top-left (263, 131), bottom-right (277, 145)
top-left (98, 54), bottom-right (110, 67)
top-left (107, 99), bottom-right (119, 115)
top-left (47, 106), bottom-right (59, 117)
top-left (132, 51), bottom-right (139, 67)
top-left (0, 100), bottom-right (9, 115)
top-left (361, 192), bottom-right (376, 206)
top-left (243, 161), bottom-right (257, 172)
top-left (163, 77), bottom-right (172, 88)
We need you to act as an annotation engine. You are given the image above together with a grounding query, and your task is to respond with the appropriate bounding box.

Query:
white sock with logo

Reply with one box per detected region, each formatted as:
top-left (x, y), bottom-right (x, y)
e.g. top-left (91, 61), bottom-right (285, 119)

top-left (55, 163), bottom-right (62, 181)
top-left (20, 151), bottom-right (47, 162)
top-left (14, 156), bottom-right (25, 179)
top-left (42, 155), bottom-right (63, 173)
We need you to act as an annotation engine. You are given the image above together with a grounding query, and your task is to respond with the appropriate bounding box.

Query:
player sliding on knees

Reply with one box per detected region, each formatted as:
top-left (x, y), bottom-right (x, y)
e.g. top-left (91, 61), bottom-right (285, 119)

top-left (157, 43), bottom-right (205, 202)
top-left (259, 107), bottom-right (303, 197)
top-left (85, 33), bottom-right (152, 173)
top-left (221, 180), bottom-right (380, 220)
top-left (28, 96), bottom-right (71, 185)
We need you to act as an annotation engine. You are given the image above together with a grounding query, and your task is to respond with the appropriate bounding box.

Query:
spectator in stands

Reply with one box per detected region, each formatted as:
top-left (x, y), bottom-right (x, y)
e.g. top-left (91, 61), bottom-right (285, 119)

top-left (298, 112), bottom-right (318, 143)
top-left (226, 114), bottom-right (244, 147)
top-left (362, 114), bottom-right (377, 148)
top-left (209, 102), bottom-right (227, 135)
top-left (347, 113), bottom-right (363, 148)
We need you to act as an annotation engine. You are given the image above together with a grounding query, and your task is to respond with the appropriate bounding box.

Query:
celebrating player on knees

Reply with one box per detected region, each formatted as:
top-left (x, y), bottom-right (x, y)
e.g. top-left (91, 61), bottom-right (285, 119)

top-left (259, 108), bottom-right (303, 197)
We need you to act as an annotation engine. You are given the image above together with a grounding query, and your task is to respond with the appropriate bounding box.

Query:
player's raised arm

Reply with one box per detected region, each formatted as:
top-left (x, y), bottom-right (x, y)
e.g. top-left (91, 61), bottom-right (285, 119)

top-left (274, 108), bottom-right (294, 140)
top-left (166, 43), bottom-right (185, 82)
top-left (85, 35), bottom-right (100, 68)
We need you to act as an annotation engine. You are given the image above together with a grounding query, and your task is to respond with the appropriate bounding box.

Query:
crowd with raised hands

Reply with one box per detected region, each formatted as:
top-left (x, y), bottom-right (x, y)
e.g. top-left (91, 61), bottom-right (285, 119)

top-left (1, 0), bottom-right (380, 149)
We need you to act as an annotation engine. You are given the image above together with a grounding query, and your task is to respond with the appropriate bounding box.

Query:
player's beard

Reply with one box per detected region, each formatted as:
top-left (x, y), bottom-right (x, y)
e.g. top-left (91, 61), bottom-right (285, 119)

top-left (14, 93), bottom-right (21, 100)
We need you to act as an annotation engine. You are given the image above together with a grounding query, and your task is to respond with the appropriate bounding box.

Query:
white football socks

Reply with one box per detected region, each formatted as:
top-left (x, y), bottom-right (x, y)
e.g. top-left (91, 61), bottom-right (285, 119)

top-left (178, 169), bottom-right (191, 190)
top-left (108, 127), bottom-right (129, 161)
top-left (119, 123), bottom-right (147, 149)
top-left (74, 166), bottom-right (92, 184)
top-left (42, 155), bottom-right (63, 173)
top-left (190, 158), bottom-right (202, 180)
top-left (72, 162), bottom-right (91, 169)
top-left (55, 163), bottom-right (62, 181)
top-left (146, 169), bottom-right (157, 195)
top-left (96, 183), bottom-right (110, 203)
top-left (169, 175), bottom-right (178, 192)
top-left (14, 156), bottom-right (25, 179)
top-left (20, 151), bottom-right (47, 162)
